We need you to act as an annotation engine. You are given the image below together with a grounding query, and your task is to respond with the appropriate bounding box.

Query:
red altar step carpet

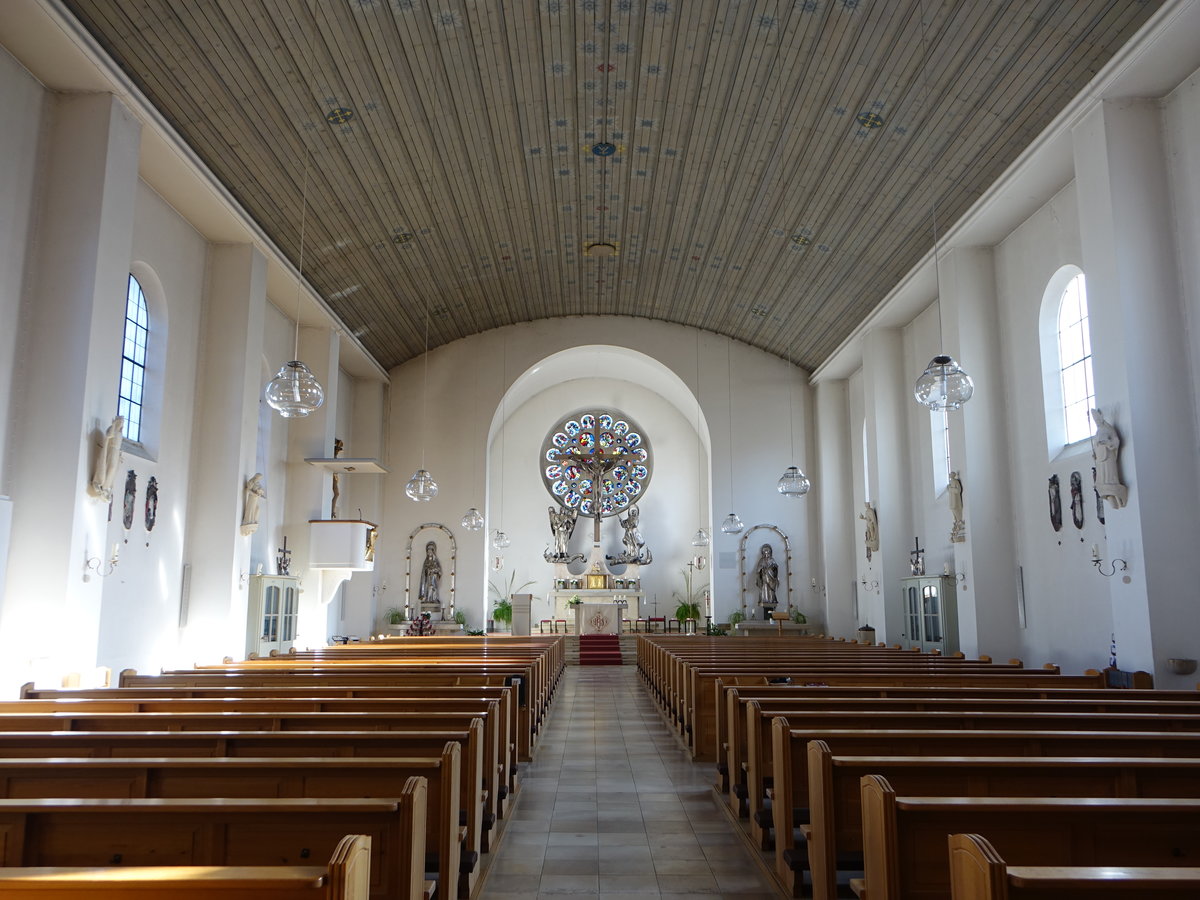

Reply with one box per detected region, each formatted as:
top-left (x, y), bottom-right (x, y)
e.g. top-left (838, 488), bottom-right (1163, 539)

top-left (578, 633), bottom-right (622, 666)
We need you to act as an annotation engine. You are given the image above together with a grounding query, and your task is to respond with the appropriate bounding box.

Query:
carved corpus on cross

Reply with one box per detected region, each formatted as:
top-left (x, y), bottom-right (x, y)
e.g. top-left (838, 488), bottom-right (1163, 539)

top-left (562, 442), bottom-right (643, 543)
top-left (910, 537), bottom-right (925, 576)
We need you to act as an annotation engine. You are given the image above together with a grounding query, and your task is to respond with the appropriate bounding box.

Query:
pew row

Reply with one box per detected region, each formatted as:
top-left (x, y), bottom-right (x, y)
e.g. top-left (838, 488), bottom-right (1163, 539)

top-left (0, 724), bottom-right (486, 866)
top-left (804, 743), bottom-right (1200, 900)
top-left (1, 694), bottom-right (516, 817)
top-left (0, 788), bottom-right (430, 900)
top-left (0, 832), bottom-right (375, 900)
top-left (769, 720), bottom-right (1200, 897)
top-left (947, 832), bottom-right (1200, 899)
top-left (0, 752), bottom-right (467, 899)
top-left (741, 701), bottom-right (1200, 848)
top-left (858, 775), bottom-right (1200, 900)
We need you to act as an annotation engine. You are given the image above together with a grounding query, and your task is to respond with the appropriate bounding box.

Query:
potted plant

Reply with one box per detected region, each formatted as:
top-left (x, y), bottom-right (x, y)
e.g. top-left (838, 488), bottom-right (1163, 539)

top-left (789, 607), bottom-right (807, 625)
top-left (488, 572), bottom-right (533, 633)
top-left (728, 609), bottom-right (746, 629)
top-left (492, 597), bottom-right (513, 631)
top-left (384, 607), bottom-right (406, 633)
top-left (452, 610), bottom-right (467, 629)
top-left (672, 567), bottom-right (707, 629)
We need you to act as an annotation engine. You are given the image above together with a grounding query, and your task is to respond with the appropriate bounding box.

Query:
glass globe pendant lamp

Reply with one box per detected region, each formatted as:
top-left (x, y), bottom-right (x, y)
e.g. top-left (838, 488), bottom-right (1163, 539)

top-left (405, 468), bottom-right (438, 502)
top-left (265, 156), bottom-right (323, 418)
top-left (914, 354), bottom-right (974, 410)
top-left (492, 529), bottom-right (511, 550)
top-left (777, 465), bottom-right (811, 498)
top-left (720, 511), bottom-right (744, 534)
top-left (460, 507), bottom-right (484, 531)
top-left (265, 361), bottom-right (324, 418)
top-left (691, 528), bottom-right (710, 548)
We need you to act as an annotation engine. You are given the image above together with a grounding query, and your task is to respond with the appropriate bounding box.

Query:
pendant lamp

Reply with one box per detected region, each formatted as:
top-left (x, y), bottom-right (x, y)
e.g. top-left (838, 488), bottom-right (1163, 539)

top-left (911, 0), bottom-right (973, 412)
top-left (461, 507), bottom-right (484, 531)
top-left (265, 157), bottom-right (324, 418)
top-left (777, 340), bottom-right (811, 498)
top-left (405, 303), bottom-right (438, 501)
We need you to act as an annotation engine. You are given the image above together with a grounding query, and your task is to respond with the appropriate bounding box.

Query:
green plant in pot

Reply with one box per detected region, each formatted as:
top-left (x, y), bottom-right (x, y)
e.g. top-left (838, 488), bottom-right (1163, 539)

top-left (385, 607), bottom-right (406, 626)
top-left (672, 567), bottom-right (707, 624)
top-left (728, 609), bottom-right (746, 627)
top-left (452, 610), bottom-right (467, 627)
top-left (488, 572), bottom-right (533, 633)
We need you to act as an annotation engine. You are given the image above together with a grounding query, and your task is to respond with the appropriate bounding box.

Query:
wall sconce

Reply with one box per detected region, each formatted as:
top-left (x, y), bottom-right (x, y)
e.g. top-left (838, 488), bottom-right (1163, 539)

top-left (1090, 544), bottom-right (1127, 577)
top-left (84, 544), bottom-right (120, 580)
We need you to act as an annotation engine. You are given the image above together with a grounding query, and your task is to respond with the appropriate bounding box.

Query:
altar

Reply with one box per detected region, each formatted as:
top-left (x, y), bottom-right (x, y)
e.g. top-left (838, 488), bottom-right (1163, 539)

top-left (574, 602), bottom-right (622, 635)
top-left (549, 589), bottom-right (644, 619)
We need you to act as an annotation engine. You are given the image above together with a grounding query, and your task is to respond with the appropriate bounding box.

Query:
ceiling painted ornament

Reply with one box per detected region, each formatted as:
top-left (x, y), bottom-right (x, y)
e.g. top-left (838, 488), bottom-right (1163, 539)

top-left (540, 410), bottom-right (652, 519)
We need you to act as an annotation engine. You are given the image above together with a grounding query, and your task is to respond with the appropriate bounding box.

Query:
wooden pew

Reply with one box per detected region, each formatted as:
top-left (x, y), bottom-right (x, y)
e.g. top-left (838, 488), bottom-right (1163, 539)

top-left (770, 720), bottom-right (1200, 895)
top-left (0, 724), bottom-right (486, 866)
top-left (124, 668), bottom-right (537, 762)
top-left (741, 701), bottom-right (1200, 847)
top-left (0, 787), bottom-right (430, 900)
top-left (948, 832), bottom-right (1200, 899)
top-left (1, 694), bottom-right (515, 820)
top-left (0, 752), bottom-right (466, 899)
top-left (805, 744), bottom-right (1200, 900)
top-left (718, 685), bottom-right (1200, 797)
top-left (18, 687), bottom-right (520, 798)
top-left (0, 709), bottom-right (495, 849)
top-left (858, 775), bottom-right (1200, 900)
top-left (0, 832), bottom-right (374, 900)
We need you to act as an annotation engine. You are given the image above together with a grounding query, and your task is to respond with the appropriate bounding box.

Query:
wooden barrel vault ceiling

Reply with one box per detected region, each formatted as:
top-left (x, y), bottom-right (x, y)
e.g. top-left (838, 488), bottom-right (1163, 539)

top-left (62, 0), bottom-right (1161, 372)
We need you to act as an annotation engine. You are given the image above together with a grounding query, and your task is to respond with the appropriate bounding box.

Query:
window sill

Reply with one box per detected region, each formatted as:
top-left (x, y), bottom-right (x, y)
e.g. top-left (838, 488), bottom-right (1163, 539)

top-left (121, 439), bottom-right (157, 463)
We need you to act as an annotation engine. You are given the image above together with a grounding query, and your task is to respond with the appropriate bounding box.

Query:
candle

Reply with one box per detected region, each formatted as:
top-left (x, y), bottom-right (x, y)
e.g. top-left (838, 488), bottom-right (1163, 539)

top-left (111, 543), bottom-right (119, 562)
top-left (1091, 544), bottom-right (1100, 560)
top-left (943, 563), bottom-right (950, 576)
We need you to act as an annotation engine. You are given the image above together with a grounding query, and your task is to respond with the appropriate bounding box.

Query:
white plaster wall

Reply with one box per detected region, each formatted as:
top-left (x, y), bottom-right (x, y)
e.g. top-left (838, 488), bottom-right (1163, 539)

top-left (94, 181), bottom-right (205, 674)
top-left (0, 48), bottom-right (44, 630)
top-left (1165, 68), bottom-right (1200, 504)
top-left (993, 183), bottom-right (1114, 673)
top-left (379, 319), bottom-right (816, 633)
top-left (0, 47), bottom-right (44, 491)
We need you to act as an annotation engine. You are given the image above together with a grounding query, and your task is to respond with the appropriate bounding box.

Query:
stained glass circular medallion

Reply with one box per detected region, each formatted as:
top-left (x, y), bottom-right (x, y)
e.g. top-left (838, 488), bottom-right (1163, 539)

top-left (540, 409), bottom-right (653, 518)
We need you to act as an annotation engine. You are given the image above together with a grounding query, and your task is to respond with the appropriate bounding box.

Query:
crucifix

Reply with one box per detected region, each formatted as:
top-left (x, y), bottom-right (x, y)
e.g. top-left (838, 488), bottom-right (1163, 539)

top-left (562, 442), bottom-right (642, 543)
top-left (277, 536), bottom-right (292, 576)
top-left (910, 537), bottom-right (925, 576)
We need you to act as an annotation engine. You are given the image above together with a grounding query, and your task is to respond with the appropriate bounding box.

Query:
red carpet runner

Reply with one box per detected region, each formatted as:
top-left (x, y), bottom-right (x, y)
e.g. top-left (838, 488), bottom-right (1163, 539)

top-left (578, 633), bottom-right (622, 666)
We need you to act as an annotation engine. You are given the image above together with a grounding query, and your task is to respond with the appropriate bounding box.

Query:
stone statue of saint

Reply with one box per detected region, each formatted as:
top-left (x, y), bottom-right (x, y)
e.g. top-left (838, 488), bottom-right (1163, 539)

top-left (1091, 409), bottom-right (1128, 509)
top-left (548, 505), bottom-right (578, 558)
top-left (418, 541), bottom-right (442, 609)
top-left (859, 502), bottom-right (879, 558)
top-left (88, 415), bottom-right (125, 502)
top-left (241, 473), bottom-right (266, 536)
top-left (948, 471), bottom-right (965, 543)
top-left (753, 543), bottom-right (780, 612)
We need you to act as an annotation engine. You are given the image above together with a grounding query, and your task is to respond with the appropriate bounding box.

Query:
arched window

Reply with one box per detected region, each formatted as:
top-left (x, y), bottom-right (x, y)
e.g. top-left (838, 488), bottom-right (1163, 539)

top-left (118, 274), bottom-right (149, 444)
top-left (930, 406), bottom-right (950, 494)
top-left (1056, 272), bottom-right (1095, 445)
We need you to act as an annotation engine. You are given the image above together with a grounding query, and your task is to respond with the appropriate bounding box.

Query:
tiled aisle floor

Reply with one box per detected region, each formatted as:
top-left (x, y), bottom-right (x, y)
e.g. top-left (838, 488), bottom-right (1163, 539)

top-left (480, 666), bottom-right (781, 899)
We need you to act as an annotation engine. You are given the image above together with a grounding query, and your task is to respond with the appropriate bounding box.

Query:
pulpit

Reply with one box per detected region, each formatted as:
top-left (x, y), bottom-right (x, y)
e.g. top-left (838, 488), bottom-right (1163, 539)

top-left (574, 602), bottom-right (621, 635)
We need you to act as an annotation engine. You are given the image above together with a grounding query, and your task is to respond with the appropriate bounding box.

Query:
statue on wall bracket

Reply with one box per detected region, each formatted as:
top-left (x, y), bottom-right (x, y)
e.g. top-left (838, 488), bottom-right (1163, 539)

top-left (87, 415), bottom-right (124, 503)
top-left (948, 471), bottom-right (966, 543)
top-left (859, 502), bottom-right (879, 560)
top-left (1091, 408), bottom-right (1128, 510)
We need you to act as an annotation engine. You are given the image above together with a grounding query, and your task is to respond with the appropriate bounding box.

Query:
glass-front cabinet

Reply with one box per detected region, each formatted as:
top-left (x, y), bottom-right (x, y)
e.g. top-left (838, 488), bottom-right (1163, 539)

top-left (899, 575), bottom-right (958, 654)
top-left (247, 574), bottom-right (300, 657)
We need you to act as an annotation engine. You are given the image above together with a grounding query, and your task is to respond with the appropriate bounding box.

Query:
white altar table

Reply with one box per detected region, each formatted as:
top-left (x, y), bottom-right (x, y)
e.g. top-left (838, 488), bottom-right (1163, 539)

top-left (574, 603), bottom-right (622, 635)
top-left (549, 589), bottom-right (644, 618)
